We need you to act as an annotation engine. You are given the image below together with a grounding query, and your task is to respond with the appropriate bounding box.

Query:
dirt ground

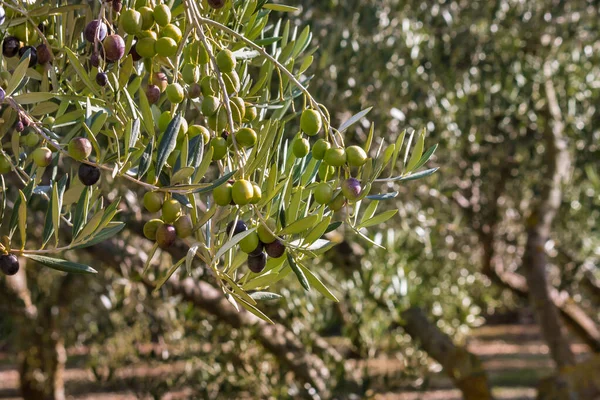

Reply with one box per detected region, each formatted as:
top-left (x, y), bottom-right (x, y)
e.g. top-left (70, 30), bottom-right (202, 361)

top-left (0, 324), bottom-right (588, 400)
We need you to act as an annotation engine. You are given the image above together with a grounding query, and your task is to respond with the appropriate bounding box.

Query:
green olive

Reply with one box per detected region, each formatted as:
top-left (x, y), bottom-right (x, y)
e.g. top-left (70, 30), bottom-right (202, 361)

top-left (216, 49), bottom-right (236, 73)
top-left (213, 181), bottom-right (233, 206)
top-left (235, 127), bottom-right (257, 148)
top-left (324, 147), bottom-right (346, 167)
top-left (313, 182), bottom-right (333, 205)
top-left (312, 139), bottom-right (330, 160)
top-left (120, 9), bottom-right (143, 35)
top-left (143, 191), bottom-right (164, 212)
top-left (210, 137), bottom-right (228, 160)
top-left (257, 218), bottom-right (277, 244)
top-left (166, 83), bottom-right (184, 103)
top-left (346, 145), bottom-right (368, 167)
top-left (153, 4), bottom-right (171, 27)
top-left (293, 137), bottom-right (310, 158)
top-left (232, 179), bottom-right (254, 206)
top-left (300, 109), bottom-right (322, 136)
top-left (181, 63), bottom-right (200, 84)
top-left (162, 199), bottom-right (182, 223)
top-left (143, 219), bottom-right (164, 240)
top-left (239, 231), bottom-right (260, 254)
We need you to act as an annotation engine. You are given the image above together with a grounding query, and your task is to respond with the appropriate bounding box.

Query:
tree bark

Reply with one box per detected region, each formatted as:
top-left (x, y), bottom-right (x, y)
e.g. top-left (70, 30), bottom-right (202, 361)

top-left (518, 62), bottom-right (575, 368)
top-left (2, 263), bottom-right (66, 400)
top-left (400, 307), bottom-right (493, 400)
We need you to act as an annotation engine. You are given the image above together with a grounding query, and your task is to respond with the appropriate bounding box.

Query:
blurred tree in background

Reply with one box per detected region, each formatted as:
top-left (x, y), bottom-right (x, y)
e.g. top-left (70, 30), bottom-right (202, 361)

top-left (1, 0), bottom-right (600, 399)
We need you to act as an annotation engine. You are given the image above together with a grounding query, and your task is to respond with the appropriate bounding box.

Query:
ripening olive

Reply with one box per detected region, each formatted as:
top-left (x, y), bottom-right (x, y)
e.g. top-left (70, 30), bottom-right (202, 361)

top-left (342, 178), bottom-right (362, 201)
top-left (0, 254), bottom-right (19, 276)
top-left (156, 224), bottom-right (177, 248)
top-left (32, 147), bottom-right (52, 167)
top-left (79, 164), bottom-right (101, 186)
top-left (174, 214), bottom-right (193, 238)
top-left (68, 137), bottom-right (92, 161)
top-left (265, 239), bottom-right (285, 258)
top-left (247, 252), bottom-right (267, 273)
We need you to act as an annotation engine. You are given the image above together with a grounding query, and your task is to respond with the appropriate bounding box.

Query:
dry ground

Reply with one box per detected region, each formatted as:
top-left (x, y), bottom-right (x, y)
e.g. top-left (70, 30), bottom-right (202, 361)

top-left (0, 324), bottom-right (587, 399)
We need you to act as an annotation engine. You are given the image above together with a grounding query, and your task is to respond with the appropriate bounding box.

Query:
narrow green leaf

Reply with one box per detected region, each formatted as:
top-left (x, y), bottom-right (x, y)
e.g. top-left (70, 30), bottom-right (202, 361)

top-left (64, 48), bottom-right (100, 96)
top-left (406, 129), bottom-right (425, 173)
top-left (287, 253), bottom-right (310, 291)
top-left (338, 107), bottom-right (372, 133)
top-left (412, 144), bottom-right (438, 171)
top-left (324, 221), bottom-right (342, 234)
top-left (249, 292), bottom-right (282, 301)
top-left (153, 257), bottom-right (186, 292)
top-left (156, 114), bottom-right (182, 176)
top-left (72, 187), bottom-right (90, 238)
top-left (281, 214), bottom-right (319, 235)
top-left (297, 263), bottom-right (338, 302)
top-left (9, 178), bottom-right (35, 237)
top-left (192, 170), bottom-right (237, 194)
top-left (13, 92), bottom-right (55, 104)
top-left (357, 210), bottom-right (398, 229)
top-left (25, 254), bottom-right (97, 274)
top-left (71, 223), bottom-right (126, 249)
top-left (215, 228), bottom-right (257, 261)
top-left (360, 200), bottom-right (379, 225)
top-left (7, 49), bottom-right (31, 95)
top-left (262, 4), bottom-right (298, 12)
top-left (137, 138), bottom-right (154, 179)
top-left (237, 297), bottom-right (274, 324)
top-left (304, 216), bottom-right (331, 245)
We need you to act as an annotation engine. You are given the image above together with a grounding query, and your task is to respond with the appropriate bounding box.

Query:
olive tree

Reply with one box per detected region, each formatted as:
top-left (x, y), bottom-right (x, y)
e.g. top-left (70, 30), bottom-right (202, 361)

top-left (0, 0), bottom-right (436, 398)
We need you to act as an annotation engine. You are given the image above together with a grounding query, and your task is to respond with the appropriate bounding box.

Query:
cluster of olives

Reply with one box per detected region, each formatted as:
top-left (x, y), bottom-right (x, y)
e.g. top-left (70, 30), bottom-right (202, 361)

top-left (0, 253), bottom-right (19, 276)
top-left (227, 218), bottom-right (285, 273)
top-left (68, 137), bottom-right (102, 186)
top-left (2, 27), bottom-right (53, 68)
top-left (142, 192), bottom-right (193, 249)
top-left (213, 179), bottom-right (261, 206)
top-left (291, 109), bottom-right (368, 210)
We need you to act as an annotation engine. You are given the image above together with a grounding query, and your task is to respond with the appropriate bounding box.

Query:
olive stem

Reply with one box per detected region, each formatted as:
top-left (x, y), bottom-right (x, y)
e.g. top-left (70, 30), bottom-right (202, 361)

top-left (185, 0), bottom-right (247, 175)
top-left (194, 14), bottom-right (339, 145)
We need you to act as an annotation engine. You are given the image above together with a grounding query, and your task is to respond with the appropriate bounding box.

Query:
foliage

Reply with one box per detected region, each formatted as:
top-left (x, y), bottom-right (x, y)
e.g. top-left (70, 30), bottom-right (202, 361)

top-left (0, 0), bottom-right (436, 317)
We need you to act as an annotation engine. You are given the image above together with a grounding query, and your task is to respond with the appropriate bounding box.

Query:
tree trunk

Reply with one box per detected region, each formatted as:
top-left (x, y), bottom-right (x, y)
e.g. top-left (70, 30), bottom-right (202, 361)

top-left (19, 331), bottom-right (66, 400)
top-left (2, 266), bottom-right (66, 400)
top-left (400, 307), bottom-right (493, 400)
top-left (519, 62), bottom-right (576, 368)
